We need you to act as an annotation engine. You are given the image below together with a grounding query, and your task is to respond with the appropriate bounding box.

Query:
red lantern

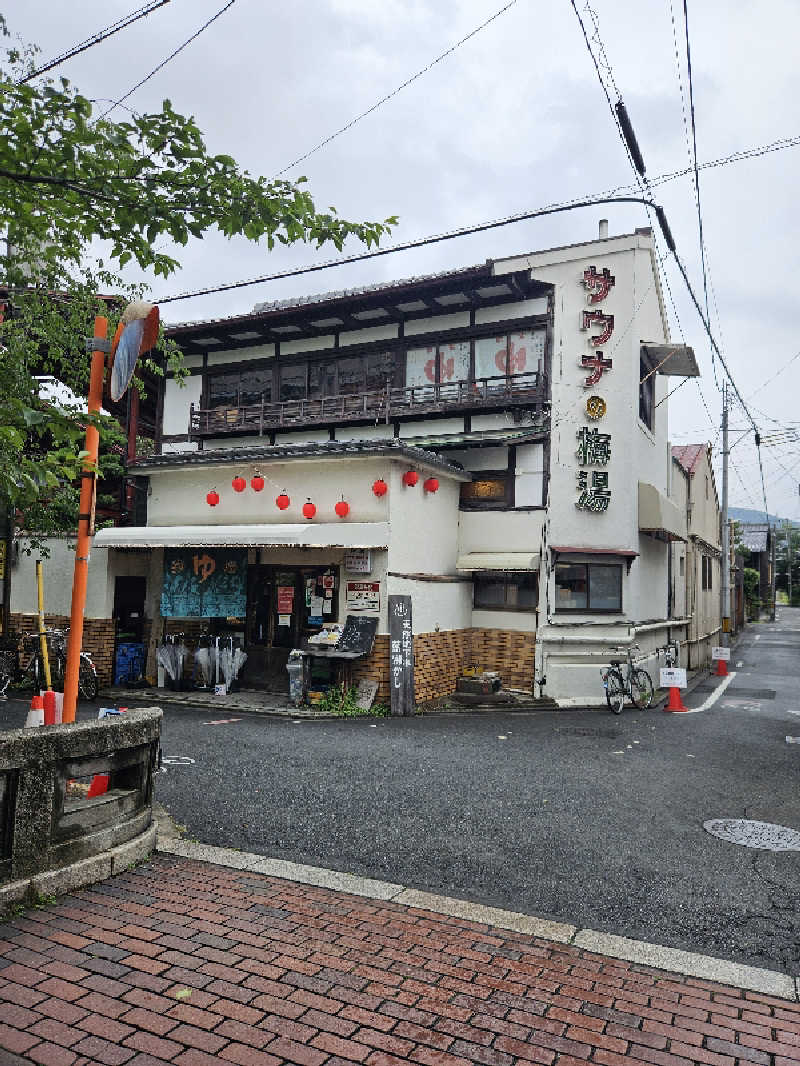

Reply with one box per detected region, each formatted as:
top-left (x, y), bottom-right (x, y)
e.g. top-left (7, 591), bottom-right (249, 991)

top-left (302, 500), bottom-right (317, 520)
top-left (423, 477), bottom-right (439, 493)
top-left (276, 492), bottom-right (290, 510)
top-left (251, 475), bottom-right (265, 492)
top-left (232, 476), bottom-right (246, 493)
top-left (335, 499), bottom-right (350, 518)
top-left (372, 478), bottom-right (388, 497)
top-left (206, 490), bottom-right (220, 507)
top-left (402, 470), bottom-right (419, 487)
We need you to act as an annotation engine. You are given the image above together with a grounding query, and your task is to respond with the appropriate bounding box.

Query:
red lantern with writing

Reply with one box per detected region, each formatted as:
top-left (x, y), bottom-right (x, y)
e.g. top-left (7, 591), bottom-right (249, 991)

top-left (335, 499), bottom-right (350, 518)
top-left (302, 500), bottom-right (317, 520)
top-left (232, 475), bottom-right (246, 493)
top-left (206, 490), bottom-right (220, 507)
top-left (251, 475), bottom-right (265, 492)
top-left (423, 477), bottom-right (439, 493)
top-left (402, 470), bottom-right (419, 487)
top-left (276, 492), bottom-right (290, 510)
top-left (372, 478), bottom-right (388, 497)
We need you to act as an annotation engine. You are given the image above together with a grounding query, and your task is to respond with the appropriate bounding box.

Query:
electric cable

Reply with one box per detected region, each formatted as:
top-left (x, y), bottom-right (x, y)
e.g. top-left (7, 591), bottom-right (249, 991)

top-left (156, 193), bottom-right (658, 304)
top-left (277, 0), bottom-right (518, 176)
top-left (16, 1), bottom-right (171, 83)
top-left (96, 0), bottom-right (237, 121)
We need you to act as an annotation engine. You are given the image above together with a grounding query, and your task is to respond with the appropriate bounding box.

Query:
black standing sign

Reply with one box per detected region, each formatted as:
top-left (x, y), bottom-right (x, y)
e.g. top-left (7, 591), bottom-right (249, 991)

top-left (389, 595), bottom-right (414, 716)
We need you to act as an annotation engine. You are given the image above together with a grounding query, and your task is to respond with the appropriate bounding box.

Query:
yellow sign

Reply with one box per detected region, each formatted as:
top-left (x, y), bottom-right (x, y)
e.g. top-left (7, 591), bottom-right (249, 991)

top-left (722, 616), bottom-right (730, 633)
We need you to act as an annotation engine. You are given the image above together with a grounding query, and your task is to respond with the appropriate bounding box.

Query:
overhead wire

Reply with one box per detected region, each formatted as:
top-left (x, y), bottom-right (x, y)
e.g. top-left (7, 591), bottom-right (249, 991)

top-left (276, 0), bottom-right (519, 176)
top-left (16, 0), bottom-right (171, 83)
top-left (155, 193), bottom-right (659, 304)
top-left (96, 0), bottom-right (236, 121)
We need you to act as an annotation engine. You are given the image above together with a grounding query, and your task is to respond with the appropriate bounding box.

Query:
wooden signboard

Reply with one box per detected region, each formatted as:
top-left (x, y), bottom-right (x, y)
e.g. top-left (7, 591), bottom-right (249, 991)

top-left (389, 595), bottom-right (414, 717)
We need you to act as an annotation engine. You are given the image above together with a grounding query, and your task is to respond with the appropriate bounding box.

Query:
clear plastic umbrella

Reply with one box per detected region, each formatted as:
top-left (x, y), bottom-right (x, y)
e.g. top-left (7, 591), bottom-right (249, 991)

top-left (157, 643), bottom-right (178, 681)
top-left (231, 647), bottom-right (247, 681)
top-left (194, 646), bottom-right (212, 687)
top-left (219, 644), bottom-right (234, 687)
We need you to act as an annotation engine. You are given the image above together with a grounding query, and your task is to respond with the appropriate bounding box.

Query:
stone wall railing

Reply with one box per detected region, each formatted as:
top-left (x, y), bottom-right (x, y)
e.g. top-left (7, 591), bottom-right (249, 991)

top-left (0, 708), bottom-right (161, 908)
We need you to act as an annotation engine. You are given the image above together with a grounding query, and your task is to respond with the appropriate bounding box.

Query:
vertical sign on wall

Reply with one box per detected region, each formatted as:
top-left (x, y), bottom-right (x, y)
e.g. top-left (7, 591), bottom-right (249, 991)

top-left (388, 595), bottom-right (414, 717)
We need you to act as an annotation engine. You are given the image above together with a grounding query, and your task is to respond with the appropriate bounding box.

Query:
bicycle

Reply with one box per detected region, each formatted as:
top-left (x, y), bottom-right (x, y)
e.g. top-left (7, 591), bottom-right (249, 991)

top-left (0, 630), bottom-right (99, 702)
top-left (601, 643), bottom-right (654, 714)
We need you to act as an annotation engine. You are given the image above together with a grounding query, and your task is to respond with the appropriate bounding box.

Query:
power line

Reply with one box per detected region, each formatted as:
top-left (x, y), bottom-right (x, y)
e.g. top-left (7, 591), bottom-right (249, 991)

top-left (157, 193), bottom-right (658, 304)
top-left (16, 1), bottom-right (171, 83)
top-left (746, 348), bottom-right (800, 400)
top-left (276, 0), bottom-right (518, 176)
top-left (681, 0), bottom-right (713, 363)
top-left (96, 0), bottom-right (236, 121)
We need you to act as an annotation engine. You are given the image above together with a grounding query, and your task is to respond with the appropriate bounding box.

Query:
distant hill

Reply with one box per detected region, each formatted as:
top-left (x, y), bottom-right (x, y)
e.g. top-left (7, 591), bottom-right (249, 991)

top-left (729, 506), bottom-right (797, 526)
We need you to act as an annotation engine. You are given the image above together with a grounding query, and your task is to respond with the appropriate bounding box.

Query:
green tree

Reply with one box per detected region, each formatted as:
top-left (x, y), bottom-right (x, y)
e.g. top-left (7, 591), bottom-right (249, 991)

top-left (0, 13), bottom-right (396, 517)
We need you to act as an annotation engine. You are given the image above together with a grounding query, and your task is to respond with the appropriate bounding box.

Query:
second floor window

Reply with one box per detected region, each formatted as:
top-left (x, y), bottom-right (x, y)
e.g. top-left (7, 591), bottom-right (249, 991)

top-left (208, 368), bottom-right (272, 408)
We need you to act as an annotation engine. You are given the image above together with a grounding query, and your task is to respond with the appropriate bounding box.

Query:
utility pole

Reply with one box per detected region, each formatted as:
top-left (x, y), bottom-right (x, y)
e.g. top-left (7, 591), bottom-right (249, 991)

top-left (721, 383), bottom-right (730, 644)
top-left (786, 519), bottom-right (793, 606)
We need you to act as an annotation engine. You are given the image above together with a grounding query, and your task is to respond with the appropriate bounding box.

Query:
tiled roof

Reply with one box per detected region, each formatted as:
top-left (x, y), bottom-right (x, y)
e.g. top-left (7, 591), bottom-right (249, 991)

top-left (671, 443), bottom-right (707, 474)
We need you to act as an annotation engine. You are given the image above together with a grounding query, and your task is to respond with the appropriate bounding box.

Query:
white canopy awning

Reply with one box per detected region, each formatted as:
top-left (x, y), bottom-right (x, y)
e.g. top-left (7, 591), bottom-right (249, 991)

top-left (456, 552), bottom-right (540, 571)
top-left (638, 482), bottom-right (686, 542)
top-left (94, 522), bottom-right (390, 550)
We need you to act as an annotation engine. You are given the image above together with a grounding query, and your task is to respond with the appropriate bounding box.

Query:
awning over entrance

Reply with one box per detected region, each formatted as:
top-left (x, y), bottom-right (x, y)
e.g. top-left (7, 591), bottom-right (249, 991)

top-left (641, 342), bottom-right (699, 377)
top-left (456, 552), bottom-right (540, 571)
top-left (638, 482), bottom-right (686, 542)
top-left (94, 523), bottom-right (390, 550)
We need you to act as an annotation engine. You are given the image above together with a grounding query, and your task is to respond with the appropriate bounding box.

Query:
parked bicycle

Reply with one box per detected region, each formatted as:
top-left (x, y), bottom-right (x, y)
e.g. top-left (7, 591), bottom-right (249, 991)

top-left (601, 643), bottom-right (654, 713)
top-left (0, 630), bottom-right (98, 701)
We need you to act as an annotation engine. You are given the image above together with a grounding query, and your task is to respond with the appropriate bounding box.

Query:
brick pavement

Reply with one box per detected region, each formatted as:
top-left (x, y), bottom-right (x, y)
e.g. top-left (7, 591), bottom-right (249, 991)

top-left (0, 855), bottom-right (798, 1066)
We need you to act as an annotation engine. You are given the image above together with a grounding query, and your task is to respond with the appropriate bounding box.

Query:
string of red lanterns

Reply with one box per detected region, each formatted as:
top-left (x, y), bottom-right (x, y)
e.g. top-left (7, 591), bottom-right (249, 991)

top-left (207, 471), bottom-right (439, 507)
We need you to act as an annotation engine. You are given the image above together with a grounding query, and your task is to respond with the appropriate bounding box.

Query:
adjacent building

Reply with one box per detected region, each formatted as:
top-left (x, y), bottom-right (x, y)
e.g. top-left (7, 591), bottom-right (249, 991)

top-left (670, 444), bottom-right (722, 668)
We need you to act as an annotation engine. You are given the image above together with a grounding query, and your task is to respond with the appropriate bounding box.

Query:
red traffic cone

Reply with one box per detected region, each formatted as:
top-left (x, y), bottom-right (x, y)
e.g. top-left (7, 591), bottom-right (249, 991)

top-left (664, 685), bottom-right (689, 712)
top-left (43, 690), bottom-right (56, 726)
top-left (715, 657), bottom-right (728, 677)
top-left (25, 693), bottom-right (45, 728)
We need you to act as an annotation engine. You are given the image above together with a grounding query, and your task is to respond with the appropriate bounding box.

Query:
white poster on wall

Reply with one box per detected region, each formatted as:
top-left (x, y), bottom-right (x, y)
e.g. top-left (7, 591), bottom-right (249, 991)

top-left (475, 329), bottom-right (545, 380)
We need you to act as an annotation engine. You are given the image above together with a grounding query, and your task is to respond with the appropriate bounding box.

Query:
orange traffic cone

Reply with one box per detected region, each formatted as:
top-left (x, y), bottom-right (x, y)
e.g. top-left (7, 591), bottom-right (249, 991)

top-left (715, 657), bottom-right (728, 677)
top-left (664, 685), bottom-right (689, 712)
top-left (43, 690), bottom-right (56, 726)
top-left (25, 693), bottom-right (45, 728)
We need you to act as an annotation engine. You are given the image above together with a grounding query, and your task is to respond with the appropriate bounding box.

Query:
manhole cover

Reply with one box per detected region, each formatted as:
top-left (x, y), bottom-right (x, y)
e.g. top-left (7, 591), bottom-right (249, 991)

top-left (703, 819), bottom-right (800, 851)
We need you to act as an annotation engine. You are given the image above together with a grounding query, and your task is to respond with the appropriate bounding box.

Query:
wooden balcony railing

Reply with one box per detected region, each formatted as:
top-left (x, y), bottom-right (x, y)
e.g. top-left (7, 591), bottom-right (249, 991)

top-left (189, 371), bottom-right (546, 438)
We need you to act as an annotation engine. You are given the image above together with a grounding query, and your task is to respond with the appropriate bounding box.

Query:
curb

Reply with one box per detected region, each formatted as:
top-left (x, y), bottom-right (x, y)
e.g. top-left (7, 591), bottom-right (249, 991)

top-left (154, 821), bottom-right (798, 1003)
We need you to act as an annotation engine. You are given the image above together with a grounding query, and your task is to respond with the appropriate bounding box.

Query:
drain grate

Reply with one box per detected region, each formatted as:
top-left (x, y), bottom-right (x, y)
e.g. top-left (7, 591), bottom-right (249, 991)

top-left (723, 687), bottom-right (776, 699)
top-left (703, 819), bottom-right (800, 851)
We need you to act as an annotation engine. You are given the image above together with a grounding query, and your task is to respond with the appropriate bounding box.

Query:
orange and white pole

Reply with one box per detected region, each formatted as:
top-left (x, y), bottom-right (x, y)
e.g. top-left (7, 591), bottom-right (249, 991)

top-left (62, 317), bottom-right (108, 723)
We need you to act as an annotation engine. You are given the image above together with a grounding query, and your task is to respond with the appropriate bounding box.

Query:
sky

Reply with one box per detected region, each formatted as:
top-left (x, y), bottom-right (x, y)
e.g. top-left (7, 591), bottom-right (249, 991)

top-left (8, 0), bottom-right (800, 519)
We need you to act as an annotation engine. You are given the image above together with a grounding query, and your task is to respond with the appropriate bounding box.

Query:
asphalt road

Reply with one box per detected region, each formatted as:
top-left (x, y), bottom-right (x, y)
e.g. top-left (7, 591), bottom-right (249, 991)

top-left (1, 611), bottom-right (798, 977)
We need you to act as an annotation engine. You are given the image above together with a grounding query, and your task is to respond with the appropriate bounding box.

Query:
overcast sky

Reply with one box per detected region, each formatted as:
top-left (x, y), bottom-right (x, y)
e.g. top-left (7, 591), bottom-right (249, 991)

top-left (10, 0), bottom-right (800, 519)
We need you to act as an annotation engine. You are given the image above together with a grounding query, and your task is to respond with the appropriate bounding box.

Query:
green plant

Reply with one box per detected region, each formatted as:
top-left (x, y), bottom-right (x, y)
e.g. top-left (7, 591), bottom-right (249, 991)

top-left (316, 685), bottom-right (390, 717)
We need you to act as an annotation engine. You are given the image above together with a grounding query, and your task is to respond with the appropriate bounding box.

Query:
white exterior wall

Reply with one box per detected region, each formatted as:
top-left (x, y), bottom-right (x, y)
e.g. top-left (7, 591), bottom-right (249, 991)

top-left (163, 376), bottom-right (202, 437)
top-left (11, 537), bottom-right (149, 621)
top-left (498, 233), bottom-right (676, 704)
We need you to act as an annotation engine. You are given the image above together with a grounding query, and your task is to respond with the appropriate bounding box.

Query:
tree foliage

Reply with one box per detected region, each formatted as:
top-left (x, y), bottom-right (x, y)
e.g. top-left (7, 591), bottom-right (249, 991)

top-left (0, 14), bottom-right (396, 522)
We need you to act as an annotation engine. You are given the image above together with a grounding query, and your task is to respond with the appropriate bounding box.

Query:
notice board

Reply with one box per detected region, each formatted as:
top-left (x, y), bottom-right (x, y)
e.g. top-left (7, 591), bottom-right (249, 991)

top-left (389, 594), bottom-right (414, 716)
top-left (161, 549), bottom-right (247, 618)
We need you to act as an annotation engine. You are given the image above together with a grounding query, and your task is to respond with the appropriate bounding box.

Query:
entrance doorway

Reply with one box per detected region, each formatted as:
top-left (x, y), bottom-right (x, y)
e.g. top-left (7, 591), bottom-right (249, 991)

top-left (243, 564), bottom-right (339, 690)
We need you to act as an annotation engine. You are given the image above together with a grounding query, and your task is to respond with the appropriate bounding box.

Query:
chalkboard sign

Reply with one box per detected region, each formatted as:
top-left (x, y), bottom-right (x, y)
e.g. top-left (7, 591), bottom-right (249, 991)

top-left (336, 615), bottom-right (378, 656)
top-left (389, 595), bottom-right (414, 716)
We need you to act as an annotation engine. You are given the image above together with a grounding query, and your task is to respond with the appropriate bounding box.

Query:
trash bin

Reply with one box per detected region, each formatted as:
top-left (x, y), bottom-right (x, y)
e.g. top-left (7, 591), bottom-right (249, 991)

top-left (286, 650), bottom-right (308, 705)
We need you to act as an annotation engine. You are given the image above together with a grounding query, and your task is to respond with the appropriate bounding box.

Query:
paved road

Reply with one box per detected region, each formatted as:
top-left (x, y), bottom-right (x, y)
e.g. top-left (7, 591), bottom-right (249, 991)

top-left (1, 612), bottom-right (798, 977)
